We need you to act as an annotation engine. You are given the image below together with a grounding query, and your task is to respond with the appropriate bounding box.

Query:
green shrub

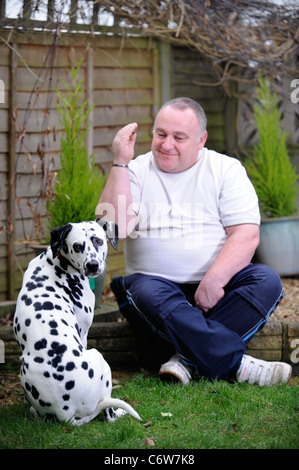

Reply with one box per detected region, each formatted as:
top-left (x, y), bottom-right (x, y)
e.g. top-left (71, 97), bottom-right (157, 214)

top-left (47, 63), bottom-right (106, 231)
top-left (245, 75), bottom-right (298, 218)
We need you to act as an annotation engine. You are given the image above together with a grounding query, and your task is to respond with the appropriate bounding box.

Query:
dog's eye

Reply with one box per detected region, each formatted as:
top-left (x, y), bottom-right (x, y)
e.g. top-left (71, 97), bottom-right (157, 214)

top-left (73, 243), bottom-right (83, 253)
top-left (94, 238), bottom-right (103, 246)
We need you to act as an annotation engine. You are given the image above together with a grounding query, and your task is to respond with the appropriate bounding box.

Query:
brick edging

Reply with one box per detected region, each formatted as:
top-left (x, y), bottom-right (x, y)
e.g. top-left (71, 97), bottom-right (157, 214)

top-left (1, 316), bottom-right (298, 375)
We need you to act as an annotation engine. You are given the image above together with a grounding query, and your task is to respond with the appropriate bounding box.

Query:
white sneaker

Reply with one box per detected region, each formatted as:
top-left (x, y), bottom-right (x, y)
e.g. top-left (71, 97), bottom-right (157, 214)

top-left (159, 354), bottom-right (192, 385)
top-left (237, 354), bottom-right (292, 386)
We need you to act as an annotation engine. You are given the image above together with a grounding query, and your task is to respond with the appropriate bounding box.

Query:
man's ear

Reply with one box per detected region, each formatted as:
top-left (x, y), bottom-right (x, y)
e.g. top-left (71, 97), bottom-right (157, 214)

top-left (96, 218), bottom-right (119, 251)
top-left (198, 130), bottom-right (208, 150)
top-left (50, 223), bottom-right (73, 258)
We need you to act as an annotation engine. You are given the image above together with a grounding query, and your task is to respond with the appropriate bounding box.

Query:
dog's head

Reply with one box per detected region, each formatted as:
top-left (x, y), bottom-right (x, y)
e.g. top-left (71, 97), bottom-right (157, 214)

top-left (50, 219), bottom-right (118, 277)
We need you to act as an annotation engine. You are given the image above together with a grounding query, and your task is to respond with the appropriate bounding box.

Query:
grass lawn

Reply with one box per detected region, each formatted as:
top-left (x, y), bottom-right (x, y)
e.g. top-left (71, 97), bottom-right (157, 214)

top-left (0, 370), bottom-right (298, 450)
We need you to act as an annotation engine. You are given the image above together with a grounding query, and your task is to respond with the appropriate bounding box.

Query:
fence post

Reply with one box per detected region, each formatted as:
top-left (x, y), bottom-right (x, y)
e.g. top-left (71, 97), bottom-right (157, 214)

top-left (7, 44), bottom-right (17, 300)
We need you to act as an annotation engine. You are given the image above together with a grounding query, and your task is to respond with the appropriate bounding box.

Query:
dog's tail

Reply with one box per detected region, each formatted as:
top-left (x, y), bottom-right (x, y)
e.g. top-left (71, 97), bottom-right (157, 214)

top-left (69, 398), bottom-right (141, 426)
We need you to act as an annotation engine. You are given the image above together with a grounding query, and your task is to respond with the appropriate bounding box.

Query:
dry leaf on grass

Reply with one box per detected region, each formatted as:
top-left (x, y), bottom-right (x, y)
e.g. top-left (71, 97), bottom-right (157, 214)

top-left (144, 437), bottom-right (155, 446)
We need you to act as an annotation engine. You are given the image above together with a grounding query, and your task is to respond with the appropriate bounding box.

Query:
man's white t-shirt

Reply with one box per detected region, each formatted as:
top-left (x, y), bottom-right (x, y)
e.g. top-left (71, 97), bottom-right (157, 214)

top-left (124, 149), bottom-right (260, 283)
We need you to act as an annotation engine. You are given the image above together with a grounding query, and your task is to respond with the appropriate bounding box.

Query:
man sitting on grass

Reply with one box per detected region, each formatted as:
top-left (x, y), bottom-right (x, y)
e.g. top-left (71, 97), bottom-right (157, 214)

top-left (96, 97), bottom-right (292, 386)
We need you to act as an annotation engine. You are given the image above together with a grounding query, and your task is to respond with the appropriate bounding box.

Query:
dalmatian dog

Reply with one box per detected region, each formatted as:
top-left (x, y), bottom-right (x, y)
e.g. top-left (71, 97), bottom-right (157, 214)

top-left (13, 219), bottom-right (140, 426)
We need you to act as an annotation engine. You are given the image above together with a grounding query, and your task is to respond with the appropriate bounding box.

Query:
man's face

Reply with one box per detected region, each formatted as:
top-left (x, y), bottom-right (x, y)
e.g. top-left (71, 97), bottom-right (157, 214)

top-left (151, 105), bottom-right (207, 173)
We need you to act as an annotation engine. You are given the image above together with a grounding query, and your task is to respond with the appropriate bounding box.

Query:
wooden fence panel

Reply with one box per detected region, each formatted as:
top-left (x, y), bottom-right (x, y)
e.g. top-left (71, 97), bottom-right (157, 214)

top-left (0, 33), bottom-right (159, 300)
top-left (171, 47), bottom-right (227, 153)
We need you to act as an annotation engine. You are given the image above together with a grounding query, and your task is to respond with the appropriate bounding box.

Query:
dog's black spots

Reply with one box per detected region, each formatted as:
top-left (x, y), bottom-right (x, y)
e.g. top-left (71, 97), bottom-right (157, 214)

top-left (35, 314), bottom-right (42, 320)
top-left (34, 338), bottom-right (47, 350)
top-left (73, 336), bottom-right (83, 352)
top-left (61, 319), bottom-right (69, 326)
top-left (50, 329), bottom-right (59, 336)
top-left (62, 394), bottom-right (70, 401)
top-left (55, 280), bottom-right (83, 308)
top-left (33, 267), bottom-right (42, 276)
top-left (25, 381), bottom-right (31, 392)
top-left (31, 385), bottom-right (40, 400)
top-left (33, 301), bottom-right (54, 312)
top-left (41, 294), bottom-right (50, 298)
top-left (21, 294), bottom-right (32, 306)
top-left (106, 380), bottom-right (109, 388)
top-left (65, 380), bottom-right (75, 390)
top-left (51, 342), bottom-right (67, 355)
top-left (81, 361), bottom-right (88, 370)
top-left (75, 323), bottom-right (80, 336)
top-left (33, 302), bottom-right (42, 311)
top-left (101, 374), bottom-right (103, 381)
top-left (88, 369), bottom-right (94, 379)
top-left (34, 275), bottom-right (49, 283)
top-left (49, 320), bottom-right (59, 336)
top-left (72, 349), bottom-right (80, 357)
top-left (25, 318), bottom-right (31, 327)
top-left (63, 405), bottom-right (69, 411)
top-left (66, 275), bottom-right (84, 302)
top-left (25, 281), bottom-right (43, 291)
top-left (34, 356), bottom-right (44, 363)
top-left (66, 361), bottom-right (75, 371)
top-left (43, 371), bottom-right (50, 378)
top-left (47, 341), bottom-right (67, 368)
top-left (51, 356), bottom-right (61, 368)
top-left (73, 335), bottom-right (80, 345)
top-left (53, 373), bottom-right (64, 381)
top-left (22, 333), bottom-right (27, 342)
top-left (54, 265), bottom-right (64, 279)
top-left (39, 399), bottom-right (51, 408)
top-left (26, 273), bottom-right (49, 292)
top-left (46, 257), bottom-right (54, 266)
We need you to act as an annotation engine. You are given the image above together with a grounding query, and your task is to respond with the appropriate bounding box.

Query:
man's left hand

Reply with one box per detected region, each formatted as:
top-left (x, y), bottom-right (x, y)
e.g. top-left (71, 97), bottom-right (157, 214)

top-left (194, 278), bottom-right (225, 313)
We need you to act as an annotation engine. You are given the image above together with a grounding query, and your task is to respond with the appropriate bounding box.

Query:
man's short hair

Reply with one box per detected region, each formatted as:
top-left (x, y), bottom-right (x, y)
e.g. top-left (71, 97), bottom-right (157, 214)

top-left (158, 97), bottom-right (207, 137)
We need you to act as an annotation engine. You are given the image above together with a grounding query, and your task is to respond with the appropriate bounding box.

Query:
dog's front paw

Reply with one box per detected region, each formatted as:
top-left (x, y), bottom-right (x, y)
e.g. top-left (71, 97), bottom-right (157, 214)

top-left (30, 406), bottom-right (39, 418)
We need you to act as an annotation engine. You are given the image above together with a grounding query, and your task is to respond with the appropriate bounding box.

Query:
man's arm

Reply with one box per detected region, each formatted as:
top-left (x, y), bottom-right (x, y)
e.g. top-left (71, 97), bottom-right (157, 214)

top-left (194, 224), bottom-right (260, 312)
top-left (95, 123), bottom-right (138, 238)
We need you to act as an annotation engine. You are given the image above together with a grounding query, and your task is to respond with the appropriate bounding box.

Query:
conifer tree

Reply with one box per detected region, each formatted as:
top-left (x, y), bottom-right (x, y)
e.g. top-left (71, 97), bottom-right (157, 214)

top-left (47, 63), bottom-right (106, 229)
top-left (246, 75), bottom-right (298, 218)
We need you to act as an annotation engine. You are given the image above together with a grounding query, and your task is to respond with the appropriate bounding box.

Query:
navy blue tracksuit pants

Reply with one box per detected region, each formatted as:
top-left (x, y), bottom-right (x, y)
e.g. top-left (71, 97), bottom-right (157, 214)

top-left (110, 264), bottom-right (283, 380)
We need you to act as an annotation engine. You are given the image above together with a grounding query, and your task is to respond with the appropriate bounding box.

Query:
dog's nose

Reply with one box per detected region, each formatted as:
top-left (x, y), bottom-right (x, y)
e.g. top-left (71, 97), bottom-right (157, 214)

top-left (86, 260), bottom-right (100, 273)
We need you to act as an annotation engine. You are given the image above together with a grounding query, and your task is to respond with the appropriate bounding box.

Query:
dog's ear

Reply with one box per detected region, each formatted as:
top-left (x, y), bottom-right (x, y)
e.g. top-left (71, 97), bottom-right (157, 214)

top-left (50, 223), bottom-right (73, 258)
top-left (96, 218), bottom-right (119, 251)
